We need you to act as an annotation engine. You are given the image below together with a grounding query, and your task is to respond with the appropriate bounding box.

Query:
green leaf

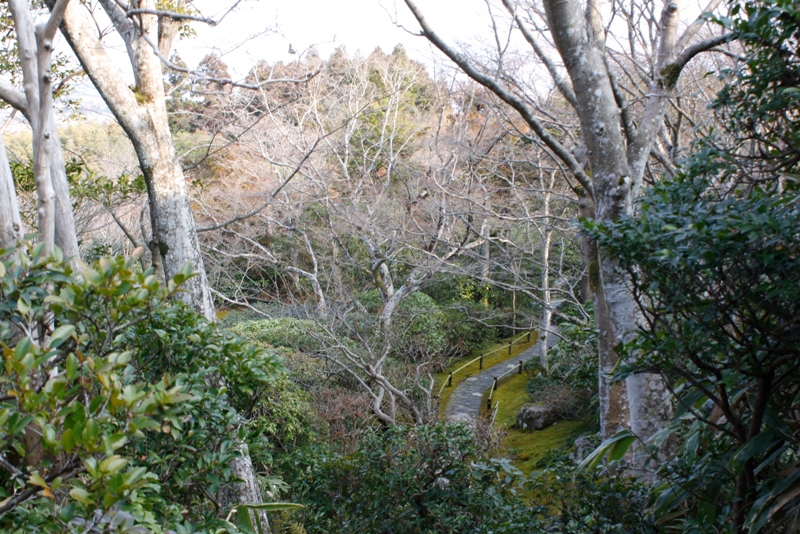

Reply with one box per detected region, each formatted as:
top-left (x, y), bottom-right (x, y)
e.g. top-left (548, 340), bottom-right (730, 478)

top-left (16, 297), bottom-right (30, 315)
top-left (61, 429), bottom-right (75, 453)
top-left (14, 337), bottom-right (32, 360)
top-left (66, 353), bottom-right (78, 380)
top-left (124, 467), bottom-right (148, 486)
top-left (50, 325), bottom-right (75, 349)
top-left (100, 455), bottom-right (127, 475)
top-left (83, 267), bottom-right (103, 286)
top-left (69, 487), bottom-right (92, 505)
top-left (577, 431), bottom-right (637, 471)
top-left (733, 430), bottom-right (775, 474)
top-left (28, 473), bottom-right (48, 489)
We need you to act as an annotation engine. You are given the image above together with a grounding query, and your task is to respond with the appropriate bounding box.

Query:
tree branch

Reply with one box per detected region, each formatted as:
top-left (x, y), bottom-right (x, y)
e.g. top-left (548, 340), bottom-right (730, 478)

top-left (0, 79), bottom-right (29, 120)
top-left (500, 0), bottom-right (577, 108)
top-left (402, 0), bottom-right (592, 196)
top-left (676, 0), bottom-right (726, 52)
top-left (47, 0), bottom-right (144, 135)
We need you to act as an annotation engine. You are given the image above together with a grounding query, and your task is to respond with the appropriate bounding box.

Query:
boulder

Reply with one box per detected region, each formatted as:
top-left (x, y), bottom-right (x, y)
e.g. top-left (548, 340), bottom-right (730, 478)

top-left (516, 403), bottom-right (559, 430)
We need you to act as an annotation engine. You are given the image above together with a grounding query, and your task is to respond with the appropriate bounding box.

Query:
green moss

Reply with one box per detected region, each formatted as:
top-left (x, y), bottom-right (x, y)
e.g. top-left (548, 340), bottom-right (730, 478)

top-left (130, 86), bottom-right (152, 104)
top-left (588, 259), bottom-right (601, 292)
top-left (482, 373), bottom-right (590, 475)
top-left (436, 331), bottom-right (537, 415)
top-left (659, 62), bottom-right (682, 90)
top-left (504, 421), bottom-right (589, 475)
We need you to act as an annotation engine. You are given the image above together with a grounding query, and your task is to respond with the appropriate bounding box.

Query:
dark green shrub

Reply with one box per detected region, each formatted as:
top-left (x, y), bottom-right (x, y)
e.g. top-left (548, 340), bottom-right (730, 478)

top-left (284, 423), bottom-right (535, 534)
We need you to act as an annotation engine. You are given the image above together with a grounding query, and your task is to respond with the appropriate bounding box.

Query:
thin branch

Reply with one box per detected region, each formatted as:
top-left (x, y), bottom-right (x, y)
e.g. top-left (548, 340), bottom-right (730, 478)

top-left (196, 136), bottom-right (323, 232)
top-left (675, 0), bottom-right (726, 52)
top-left (402, 0), bottom-right (593, 196)
top-left (126, 8), bottom-right (219, 26)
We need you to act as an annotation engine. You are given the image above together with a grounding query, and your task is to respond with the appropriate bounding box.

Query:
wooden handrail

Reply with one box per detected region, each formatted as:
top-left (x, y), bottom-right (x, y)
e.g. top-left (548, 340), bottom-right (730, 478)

top-left (437, 330), bottom-right (533, 396)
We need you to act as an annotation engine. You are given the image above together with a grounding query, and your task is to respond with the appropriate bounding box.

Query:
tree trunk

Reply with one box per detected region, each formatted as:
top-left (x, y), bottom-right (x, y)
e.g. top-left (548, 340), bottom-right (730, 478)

top-left (402, 0), bottom-right (723, 467)
top-left (53, 0), bottom-right (214, 320)
top-left (5, 0), bottom-right (80, 263)
top-left (541, 0), bottom-right (673, 454)
top-left (577, 192), bottom-right (596, 303)
top-left (539, 172), bottom-right (556, 371)
top-left (0, 134), bottom-right (23, 250)
top-left (480, 218), bottom-right (490, 307)
top-left (50, 135), bottom-right (81, 262)
top-left (51, 0), bottom-right (266, 523)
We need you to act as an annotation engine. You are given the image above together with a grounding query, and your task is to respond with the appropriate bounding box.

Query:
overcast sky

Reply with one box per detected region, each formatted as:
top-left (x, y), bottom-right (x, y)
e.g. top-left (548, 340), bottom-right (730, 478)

top-left (182, 0), bottom-right (490, 75)
top-left (55, 0), bottom-right (711, 120)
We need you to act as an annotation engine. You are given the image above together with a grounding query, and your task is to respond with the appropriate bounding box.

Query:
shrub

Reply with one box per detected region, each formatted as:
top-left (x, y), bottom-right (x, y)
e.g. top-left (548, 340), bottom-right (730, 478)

top-left (0, 243), bottom-right (281, 532)
top-left (525, 314), bottom-right (598, 423)
top-left (284, 423), bottom-right (535, 534)
top-left (227, 317), bottom-right (321, 353)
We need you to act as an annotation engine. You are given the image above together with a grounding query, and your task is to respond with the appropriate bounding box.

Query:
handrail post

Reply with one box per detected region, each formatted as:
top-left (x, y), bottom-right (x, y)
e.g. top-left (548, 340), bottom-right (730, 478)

top-left (508, 340), bottom-right (512, 355)
top-left (447, 372), bottom-right (453, 387)
top-left (487, 397), bottom-right (491, 411)
top-left (518, 360), bottom-right (523, 374)
top-left (479, 354), bottom-right (484, 370)
top-left (492, 376), bottom-right (498, 391)
top-left (527, 331), bottom-right (531, 343)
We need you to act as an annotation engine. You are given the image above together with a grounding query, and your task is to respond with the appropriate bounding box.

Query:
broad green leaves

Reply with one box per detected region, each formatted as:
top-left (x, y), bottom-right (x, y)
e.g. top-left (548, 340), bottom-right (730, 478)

top-left (0, 242), bottom-right (282, 532)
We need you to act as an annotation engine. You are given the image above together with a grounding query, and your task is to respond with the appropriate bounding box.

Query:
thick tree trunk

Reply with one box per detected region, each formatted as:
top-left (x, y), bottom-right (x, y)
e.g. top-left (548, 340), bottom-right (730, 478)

top-left (402, 0), bottom-right (722, 467)
top-left (542, 0), bottom-right (673, 455)
top-left (138, 137), bottom-right (216, 321)
top-left (543, 0), bottom-right (637, 440)
top-left (51, 0), bottom-right (266, 524)
top-left (53, 0), bottom-right (214, 319)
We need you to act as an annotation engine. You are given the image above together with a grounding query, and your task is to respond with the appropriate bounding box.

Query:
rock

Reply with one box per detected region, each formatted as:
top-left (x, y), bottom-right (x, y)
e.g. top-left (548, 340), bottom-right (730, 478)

top-left (516, 403), bottom-right (559, 430)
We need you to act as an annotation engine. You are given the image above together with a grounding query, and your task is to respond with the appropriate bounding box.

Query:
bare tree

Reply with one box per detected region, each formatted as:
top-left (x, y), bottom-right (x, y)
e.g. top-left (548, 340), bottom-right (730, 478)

top-left (48, 0), bottom-right (215, 317)
top-left (41, 1), bottom-right (297, 524)
top-left (0, 0), bottom-right (80, 261)
top-left (400, 0), bottom-right (731, 465)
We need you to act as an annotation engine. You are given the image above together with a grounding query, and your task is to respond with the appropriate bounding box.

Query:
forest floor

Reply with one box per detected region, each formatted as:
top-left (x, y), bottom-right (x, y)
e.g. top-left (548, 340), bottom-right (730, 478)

top-left (439, 328), bottom-right (589, 474)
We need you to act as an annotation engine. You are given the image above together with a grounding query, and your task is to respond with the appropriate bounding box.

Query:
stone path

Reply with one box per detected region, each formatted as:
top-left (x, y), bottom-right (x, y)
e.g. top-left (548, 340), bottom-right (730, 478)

top-left (444, 327), bottom-right (559, 424)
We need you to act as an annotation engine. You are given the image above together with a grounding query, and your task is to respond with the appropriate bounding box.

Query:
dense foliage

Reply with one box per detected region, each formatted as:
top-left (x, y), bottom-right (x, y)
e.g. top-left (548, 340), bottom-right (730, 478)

top-left (576, 2), bottom-right (800, 531)
top-left (525, 309), bottom-right (598, 423)
top-left (0, 244), bottom-right (282, 532)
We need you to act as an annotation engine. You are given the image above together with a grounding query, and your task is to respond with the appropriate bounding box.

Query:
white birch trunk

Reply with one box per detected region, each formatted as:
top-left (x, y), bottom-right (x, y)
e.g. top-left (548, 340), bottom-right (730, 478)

top-left (539, 182), bottom-right (553, 371)
top-left (0, 134), bottom-right (23, 250)
top-left (7, 0), bottom-right (79, 262)
top-left (53, 0), bottom-right (215, 319)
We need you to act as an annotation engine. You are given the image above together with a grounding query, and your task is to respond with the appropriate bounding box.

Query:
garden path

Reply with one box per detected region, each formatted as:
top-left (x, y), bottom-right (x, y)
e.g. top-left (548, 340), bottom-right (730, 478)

top-left (444, 327), bottom-right (559, 424)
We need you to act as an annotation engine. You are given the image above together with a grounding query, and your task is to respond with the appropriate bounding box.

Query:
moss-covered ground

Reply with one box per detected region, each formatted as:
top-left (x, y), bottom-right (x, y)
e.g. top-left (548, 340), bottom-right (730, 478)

top-left (435, 332), bottom-right (537, 415)
top-left (482, 372), bottom-right (590, 475)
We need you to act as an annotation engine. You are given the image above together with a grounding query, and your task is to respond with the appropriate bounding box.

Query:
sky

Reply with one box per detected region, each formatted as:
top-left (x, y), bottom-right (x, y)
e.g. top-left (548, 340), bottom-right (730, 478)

top-left (182, 0), bottom-right (490, 76)
top-left (41, 0), bottom-right (714, 121)
top-left (66, 0), bottom-right (492, 119)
